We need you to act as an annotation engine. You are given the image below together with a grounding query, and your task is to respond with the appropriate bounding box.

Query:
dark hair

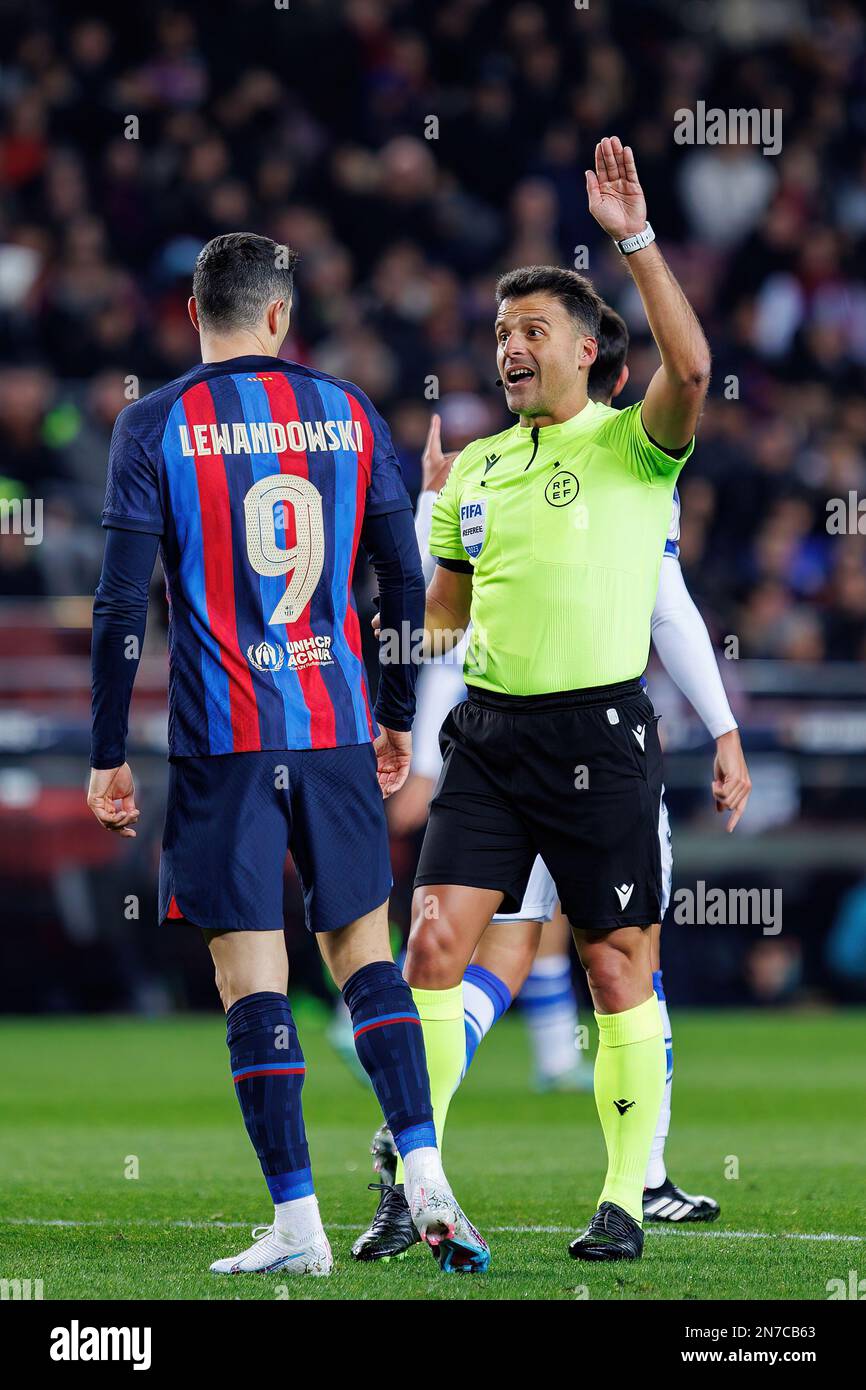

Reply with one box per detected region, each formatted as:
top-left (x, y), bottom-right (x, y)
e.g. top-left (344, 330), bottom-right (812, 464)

top-left (494, 264), bottom-right (603, 337)
top-left (192, 232), bottom-right (299, 331)
top-left (588, 304), bottom-right (630, 403)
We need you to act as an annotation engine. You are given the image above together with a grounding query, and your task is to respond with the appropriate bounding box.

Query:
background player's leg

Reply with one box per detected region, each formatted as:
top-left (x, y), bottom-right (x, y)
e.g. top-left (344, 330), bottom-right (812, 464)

top-left (462, 920), bottom-right (541, 1075)
top-left (205, 928), bottom-right (331, 1275)
top-left (519, 910), bottom-right (588, 1091)
top-left (646, 921), bottom-right (672, 1187)
top-left (405, 883), bottom-right (505, 1155)
top-left (642, 921), bottom-right (720, 1222)
top-left (572, 926), bottom-right (665, 1225)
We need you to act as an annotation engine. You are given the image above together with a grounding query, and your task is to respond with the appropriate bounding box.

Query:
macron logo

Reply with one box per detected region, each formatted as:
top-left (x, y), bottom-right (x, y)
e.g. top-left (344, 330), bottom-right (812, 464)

top-left (615, 883), bottom-right (634, 911)
top-left (631, 724), bottom-right (646, 751)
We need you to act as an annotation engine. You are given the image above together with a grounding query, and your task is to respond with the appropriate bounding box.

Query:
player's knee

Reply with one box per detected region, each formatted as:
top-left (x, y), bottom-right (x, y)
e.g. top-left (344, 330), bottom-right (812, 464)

top-left (212, 960), bottom-right (286, 1013)
top-left (404, 917), bottom-right (463, 989)
top-left (212, 962), bottom-right (233, 1013)
top-left (580, 945), bottom-right (634, 1011)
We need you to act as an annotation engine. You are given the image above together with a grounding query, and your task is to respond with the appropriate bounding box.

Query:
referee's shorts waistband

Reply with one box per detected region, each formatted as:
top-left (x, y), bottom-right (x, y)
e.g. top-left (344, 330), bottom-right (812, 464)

top-left (466, 677), bottom-right (644, 714)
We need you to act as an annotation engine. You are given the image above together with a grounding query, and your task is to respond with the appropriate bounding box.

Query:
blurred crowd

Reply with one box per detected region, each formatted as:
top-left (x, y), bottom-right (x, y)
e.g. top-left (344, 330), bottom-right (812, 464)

top-left (1, 0), bottom-right (866, 667)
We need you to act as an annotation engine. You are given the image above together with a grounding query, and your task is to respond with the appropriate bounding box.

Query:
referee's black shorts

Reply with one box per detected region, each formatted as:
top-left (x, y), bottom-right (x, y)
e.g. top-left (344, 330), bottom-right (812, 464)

top-left (414, 678), bottom-right (664, 931)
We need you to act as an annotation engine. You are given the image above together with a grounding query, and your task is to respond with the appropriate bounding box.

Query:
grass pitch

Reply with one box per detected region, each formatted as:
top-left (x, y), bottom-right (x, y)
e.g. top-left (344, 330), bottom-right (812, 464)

top-left (0, 1008), bottom-right (863, 1301)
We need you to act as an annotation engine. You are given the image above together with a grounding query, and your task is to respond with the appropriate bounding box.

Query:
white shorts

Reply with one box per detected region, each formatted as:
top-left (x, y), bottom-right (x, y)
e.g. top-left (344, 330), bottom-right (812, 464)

top-left (490, 788), bottom-right (673, 925)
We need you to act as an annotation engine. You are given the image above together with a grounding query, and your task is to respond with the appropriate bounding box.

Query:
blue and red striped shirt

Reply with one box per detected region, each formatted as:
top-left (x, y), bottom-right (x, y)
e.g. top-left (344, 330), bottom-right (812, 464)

top-left (102, 355), bottom-right (411, 756)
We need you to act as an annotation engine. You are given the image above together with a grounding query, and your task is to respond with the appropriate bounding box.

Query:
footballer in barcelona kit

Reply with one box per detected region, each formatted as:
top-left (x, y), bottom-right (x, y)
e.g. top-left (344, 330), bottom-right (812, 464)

top-left (89, 232), bottom-right (491, 1277)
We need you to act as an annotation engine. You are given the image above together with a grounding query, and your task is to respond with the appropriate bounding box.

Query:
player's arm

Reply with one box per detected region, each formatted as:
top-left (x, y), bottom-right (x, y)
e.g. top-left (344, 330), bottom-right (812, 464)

top-left (88, 528), bottom-right (159, 836)
top-left (651, 557), bottom-right (751, 831)
top-left (587, 137), bottom-right (711, 452)
top-left (88, 407), bottom-right (164, 837)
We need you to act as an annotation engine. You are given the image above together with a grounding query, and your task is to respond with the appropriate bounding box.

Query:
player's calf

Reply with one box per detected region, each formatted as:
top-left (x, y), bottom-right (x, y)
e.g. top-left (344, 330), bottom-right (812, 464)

top-left (341, 958), bottom-right (489, 1267)
top-left (210, 989), bottom-right (331, 1273)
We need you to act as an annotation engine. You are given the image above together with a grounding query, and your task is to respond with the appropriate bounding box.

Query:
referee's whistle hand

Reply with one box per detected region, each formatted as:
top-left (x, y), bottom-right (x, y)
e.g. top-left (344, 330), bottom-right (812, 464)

top-left (711, 730), bottom-right (752, 832)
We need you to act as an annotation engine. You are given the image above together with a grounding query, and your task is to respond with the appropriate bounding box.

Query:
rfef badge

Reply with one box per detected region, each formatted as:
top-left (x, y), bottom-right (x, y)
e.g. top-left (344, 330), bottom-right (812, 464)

top-left (460, 499), bottom-right (487, 558)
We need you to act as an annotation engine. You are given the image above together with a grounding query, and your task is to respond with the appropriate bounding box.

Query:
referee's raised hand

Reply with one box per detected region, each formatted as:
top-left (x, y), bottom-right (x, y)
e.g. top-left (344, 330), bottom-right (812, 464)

top-left (585, 136), bottom-right (647, 242)
top-left (422, 414), bottom-right (459, 494)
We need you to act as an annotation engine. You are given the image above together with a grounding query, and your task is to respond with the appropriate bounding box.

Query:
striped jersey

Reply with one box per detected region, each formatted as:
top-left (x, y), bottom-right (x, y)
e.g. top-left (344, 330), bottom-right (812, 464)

top-left (102, 355), bottom-right (410, 756)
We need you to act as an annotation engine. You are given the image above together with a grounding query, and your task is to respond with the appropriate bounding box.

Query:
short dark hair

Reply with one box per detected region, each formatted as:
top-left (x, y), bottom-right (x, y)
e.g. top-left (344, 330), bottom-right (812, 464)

top-left (192, 232), bottom-right (299, 331)
top-left (494, 264), bottom-right (603, 337)
top-left (588, 304), bottom-right (629, 403)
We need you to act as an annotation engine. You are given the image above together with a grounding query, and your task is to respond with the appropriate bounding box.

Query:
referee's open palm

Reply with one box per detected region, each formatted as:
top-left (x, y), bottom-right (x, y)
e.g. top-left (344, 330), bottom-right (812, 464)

top-left (586, 136), bottom-right (647, 242)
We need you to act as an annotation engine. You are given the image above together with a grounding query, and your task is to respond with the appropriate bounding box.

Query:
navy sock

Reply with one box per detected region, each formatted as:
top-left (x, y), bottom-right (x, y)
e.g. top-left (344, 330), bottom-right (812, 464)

top-left (342, 961), bottom-right (436, 1157)
top-left (225, 991), bottom-right (314, 1204)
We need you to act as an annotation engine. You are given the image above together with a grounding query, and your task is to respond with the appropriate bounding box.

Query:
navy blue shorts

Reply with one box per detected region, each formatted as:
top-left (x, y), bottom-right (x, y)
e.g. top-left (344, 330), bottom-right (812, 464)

top-left (158, 745), bottom-right (392, 935)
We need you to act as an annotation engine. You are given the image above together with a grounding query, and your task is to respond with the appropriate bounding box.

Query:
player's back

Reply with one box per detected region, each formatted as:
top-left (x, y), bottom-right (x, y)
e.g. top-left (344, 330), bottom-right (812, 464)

top-left (103, 354), bottom-right (409, 756)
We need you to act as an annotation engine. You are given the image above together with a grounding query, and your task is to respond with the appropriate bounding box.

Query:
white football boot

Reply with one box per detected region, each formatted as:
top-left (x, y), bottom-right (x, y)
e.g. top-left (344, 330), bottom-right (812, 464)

top-left (209, 1224), bottom-right (333, 1276)
top-left (408, 1180), bottom-right (490, 1274)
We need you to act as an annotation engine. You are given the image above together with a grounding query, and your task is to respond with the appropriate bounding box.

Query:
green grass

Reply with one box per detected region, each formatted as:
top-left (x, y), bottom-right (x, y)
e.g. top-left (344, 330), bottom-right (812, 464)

top-left (0, 1009), bottom-right (863, 1300)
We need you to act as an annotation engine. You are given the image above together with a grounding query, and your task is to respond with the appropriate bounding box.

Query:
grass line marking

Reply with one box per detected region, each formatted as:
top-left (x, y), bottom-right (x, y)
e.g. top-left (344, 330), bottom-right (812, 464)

top-left (2, 1217), bottom-right (863, 1243)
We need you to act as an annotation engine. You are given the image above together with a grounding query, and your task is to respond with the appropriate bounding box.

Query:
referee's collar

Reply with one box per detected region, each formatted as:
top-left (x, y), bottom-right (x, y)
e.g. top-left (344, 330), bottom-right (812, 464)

top-left (515, 399), bottom-right (604, 440)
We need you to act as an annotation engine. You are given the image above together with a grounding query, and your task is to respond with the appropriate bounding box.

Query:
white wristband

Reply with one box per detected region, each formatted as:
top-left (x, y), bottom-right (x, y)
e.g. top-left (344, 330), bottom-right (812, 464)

top-left (616, 222), bottom-right (655, 256)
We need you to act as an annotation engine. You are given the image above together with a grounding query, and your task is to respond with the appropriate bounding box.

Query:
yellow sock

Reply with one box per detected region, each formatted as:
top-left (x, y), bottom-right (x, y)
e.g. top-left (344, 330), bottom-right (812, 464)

top-left (593, 995), bottom-right (665, 1224)
top-left (395, 983), bottom-right (464, 1185)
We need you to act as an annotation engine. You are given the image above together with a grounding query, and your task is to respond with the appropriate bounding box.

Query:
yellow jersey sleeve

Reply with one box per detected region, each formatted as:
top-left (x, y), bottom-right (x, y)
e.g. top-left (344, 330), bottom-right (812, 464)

top-left (597, 401), bottom-right (694, 484)
top-left (428, 451), bottom-right (467, 560)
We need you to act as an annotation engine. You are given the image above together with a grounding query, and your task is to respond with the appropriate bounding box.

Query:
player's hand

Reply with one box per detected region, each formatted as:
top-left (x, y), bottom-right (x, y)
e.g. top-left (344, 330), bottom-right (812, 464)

top-left (373, 726), bottom-right (412, 798)
top-left (586, 136), bottom-right (647, 242)
top-left (87, 763), bottom-right (140, 838)
top-left (711, 729), bottom-right (752, 832)
top-left (371, 609), bottom-right (381, 637)
top-left (421, 414), bottom-right (459, 494)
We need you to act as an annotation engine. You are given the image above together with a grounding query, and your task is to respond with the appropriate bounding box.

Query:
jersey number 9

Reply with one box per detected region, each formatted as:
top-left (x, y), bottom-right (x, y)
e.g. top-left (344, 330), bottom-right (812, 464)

top-left (244, 474), bottom-right (325, 624)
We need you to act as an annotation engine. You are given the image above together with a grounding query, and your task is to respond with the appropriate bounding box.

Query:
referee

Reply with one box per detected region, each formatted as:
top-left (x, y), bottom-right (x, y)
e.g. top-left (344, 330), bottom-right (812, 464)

top-left (404, 137), bottom-right (712, 1262)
